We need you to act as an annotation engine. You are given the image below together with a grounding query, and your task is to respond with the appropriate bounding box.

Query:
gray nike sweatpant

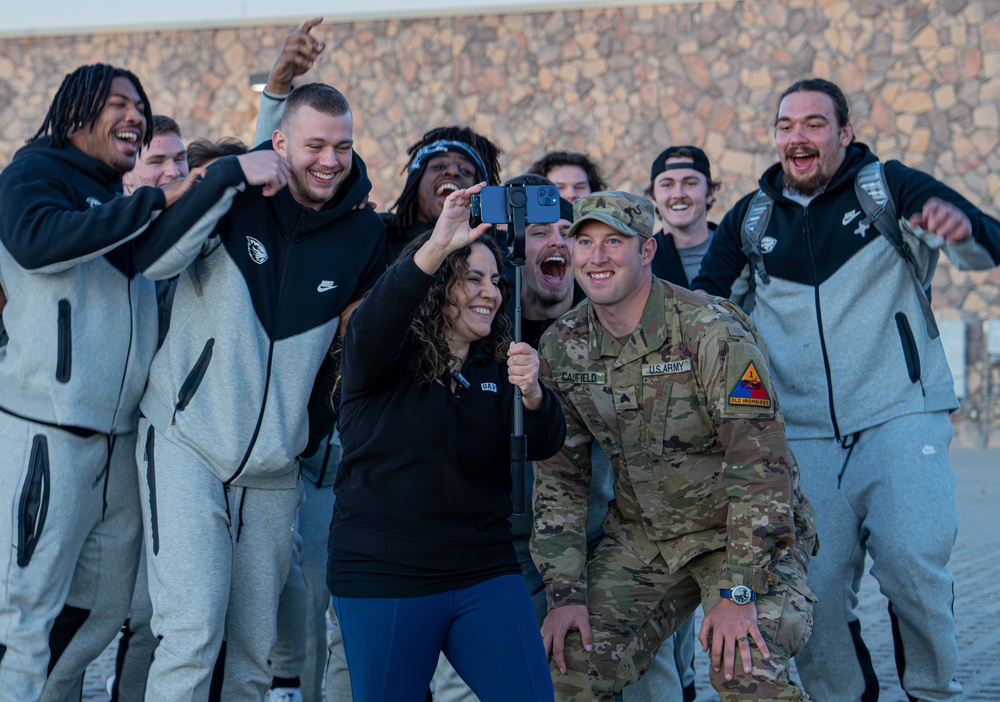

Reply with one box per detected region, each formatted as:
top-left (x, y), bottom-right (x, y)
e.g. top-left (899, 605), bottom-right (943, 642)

top-left (136, 418), bottom-right (301, 702)
top-left (0, 412), bottom-right (141, 702)
top-left (792, 411), bottom-right (962, 702)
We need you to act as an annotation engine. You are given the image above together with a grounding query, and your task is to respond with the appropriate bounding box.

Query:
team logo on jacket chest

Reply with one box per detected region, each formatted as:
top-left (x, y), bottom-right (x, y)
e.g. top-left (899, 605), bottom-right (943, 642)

top-left (86, 196), bottom-right (102, 208)
top-left (759, 236), bottom-right (777, 254)
top-left (246, 237), bottom-right (269, 264)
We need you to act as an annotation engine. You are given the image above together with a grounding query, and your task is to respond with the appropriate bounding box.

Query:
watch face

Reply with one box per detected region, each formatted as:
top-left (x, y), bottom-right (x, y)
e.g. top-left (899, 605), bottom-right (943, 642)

top-left (732, 585), bottom-right (753, 605)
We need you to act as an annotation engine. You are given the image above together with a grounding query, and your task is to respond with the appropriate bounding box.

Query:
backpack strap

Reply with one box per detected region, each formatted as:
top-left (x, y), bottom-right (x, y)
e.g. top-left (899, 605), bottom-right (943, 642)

top-left (739, 190), bottom-right (774, 314)
top-left (855, 161), bottom-right (940, 339)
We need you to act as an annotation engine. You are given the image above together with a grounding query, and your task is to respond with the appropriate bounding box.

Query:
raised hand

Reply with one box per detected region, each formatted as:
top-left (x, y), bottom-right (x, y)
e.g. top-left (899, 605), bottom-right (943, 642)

top-left (266, 18), bottom-right (326, 96)
top-left (235, 151), bottom-right (290, 197)
top-left (160, 167), bottom-right (206, 208)
top-left (909, 196), bottom-right (972, 244)
top-left (414, 183), bottom-right (491, 274)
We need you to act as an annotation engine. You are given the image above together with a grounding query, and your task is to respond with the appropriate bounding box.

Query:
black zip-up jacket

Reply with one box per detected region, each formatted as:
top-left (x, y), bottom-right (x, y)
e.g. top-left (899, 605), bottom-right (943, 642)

top-left (135, 152), bottom-right (385, 487)
top-left (330, 253), bottom-right (566, 597)
top-left (651, 222), bottom-right (717, 288)
top-left (693, 143), bottom-right (1000, 439)
top-left (0, 138), bottom-right (165, 435)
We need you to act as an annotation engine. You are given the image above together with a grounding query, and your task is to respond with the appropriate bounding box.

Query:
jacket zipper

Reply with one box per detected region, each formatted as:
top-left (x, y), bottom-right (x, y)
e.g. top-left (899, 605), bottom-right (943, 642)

top-left (224, 213), bottom-right (301, 484)
top-left (56, 300), bottom-right (72, 383)
top-left (108, 248), bottom-right (136, 436)
top-left (172, 338), bottom-right (215, 423)
top-left (803, 207), bottom-right (842, 440)
top-left (316, 431), bottom-right (335, 487)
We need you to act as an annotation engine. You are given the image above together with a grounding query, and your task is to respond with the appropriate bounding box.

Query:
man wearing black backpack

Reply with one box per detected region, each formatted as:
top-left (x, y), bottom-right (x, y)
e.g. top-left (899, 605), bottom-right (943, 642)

top-left (693, 77), bottom-right (1000, 702)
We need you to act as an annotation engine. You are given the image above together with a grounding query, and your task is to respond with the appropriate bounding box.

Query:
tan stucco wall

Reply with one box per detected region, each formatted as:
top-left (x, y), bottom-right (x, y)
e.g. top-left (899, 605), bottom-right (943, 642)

top-left (2, 0), bottom-right (999, 444)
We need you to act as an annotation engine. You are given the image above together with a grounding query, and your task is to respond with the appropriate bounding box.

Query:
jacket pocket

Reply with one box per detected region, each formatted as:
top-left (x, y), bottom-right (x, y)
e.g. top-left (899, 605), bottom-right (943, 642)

top-left (174, 338), bottom-right (215, 416)
top-left (144, 425), bottom-right (160, 556)
top-left (17, 435), bottom-right (51, 567)
top-left (895, 313), bottom-right (921, 383)
top-left (56, 299), bottom-right (72, 383)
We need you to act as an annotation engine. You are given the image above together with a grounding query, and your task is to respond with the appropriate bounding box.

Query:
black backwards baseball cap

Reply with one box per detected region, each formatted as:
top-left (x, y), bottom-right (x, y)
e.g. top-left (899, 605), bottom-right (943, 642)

top-left (559, 197), bottom-right (574, 223)
top-left (649, 145), bottom-right (713, 183)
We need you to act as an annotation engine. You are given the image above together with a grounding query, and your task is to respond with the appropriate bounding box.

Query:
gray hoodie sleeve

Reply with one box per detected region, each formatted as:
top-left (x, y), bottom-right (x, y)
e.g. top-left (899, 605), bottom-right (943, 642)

top-left (254, 90), bottom-right (287, 149)
top-left (134, 156), bottom-right (246, 280)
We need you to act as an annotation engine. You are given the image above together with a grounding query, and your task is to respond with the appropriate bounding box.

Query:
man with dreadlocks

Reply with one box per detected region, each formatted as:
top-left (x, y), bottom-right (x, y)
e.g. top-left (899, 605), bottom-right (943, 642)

top-left (0, 64), bottom-right (205, 701)
top-left (384, 125), bottom-right (503, 259)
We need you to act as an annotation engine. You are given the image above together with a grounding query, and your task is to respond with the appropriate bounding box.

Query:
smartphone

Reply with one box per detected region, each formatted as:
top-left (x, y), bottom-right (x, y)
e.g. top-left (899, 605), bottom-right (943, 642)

top-left (471, 185), bottom-right (560, 225)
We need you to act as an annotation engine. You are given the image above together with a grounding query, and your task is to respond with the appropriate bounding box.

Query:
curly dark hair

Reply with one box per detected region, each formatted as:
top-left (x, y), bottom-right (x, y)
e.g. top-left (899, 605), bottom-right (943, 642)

top-left (527, 151), bottom-right (607, 192)
top-left (398, 232), bottom-right (511, 384)
top-left (388, 126), bottom-right (503, 246)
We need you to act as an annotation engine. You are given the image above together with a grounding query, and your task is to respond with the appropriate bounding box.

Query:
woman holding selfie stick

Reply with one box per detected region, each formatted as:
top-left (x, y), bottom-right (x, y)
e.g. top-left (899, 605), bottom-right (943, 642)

top-left (329, 183), bottom-right (563, 701)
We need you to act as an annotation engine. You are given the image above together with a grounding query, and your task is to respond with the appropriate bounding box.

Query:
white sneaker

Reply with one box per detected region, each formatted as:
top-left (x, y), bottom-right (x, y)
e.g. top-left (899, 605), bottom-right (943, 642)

top-left (105, 675), bottom-right (116, 698)
top-left (264, 688), bottom-right (304, 702)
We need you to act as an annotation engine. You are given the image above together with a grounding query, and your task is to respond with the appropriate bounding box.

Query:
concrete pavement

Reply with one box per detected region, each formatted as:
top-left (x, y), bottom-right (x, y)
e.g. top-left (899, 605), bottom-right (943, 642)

top-left (80, 448), bottom-right (1000, 700)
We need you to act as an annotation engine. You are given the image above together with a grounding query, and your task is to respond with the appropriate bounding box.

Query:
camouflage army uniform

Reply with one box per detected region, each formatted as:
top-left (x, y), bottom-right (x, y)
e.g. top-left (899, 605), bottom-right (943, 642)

top-left (531, 276), bottom-right (817, 702)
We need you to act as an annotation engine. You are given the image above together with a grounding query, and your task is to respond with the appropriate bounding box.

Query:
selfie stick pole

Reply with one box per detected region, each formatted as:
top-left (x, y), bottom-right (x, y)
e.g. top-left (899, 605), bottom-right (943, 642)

top-left (507, 187), bottom-right (528, 515)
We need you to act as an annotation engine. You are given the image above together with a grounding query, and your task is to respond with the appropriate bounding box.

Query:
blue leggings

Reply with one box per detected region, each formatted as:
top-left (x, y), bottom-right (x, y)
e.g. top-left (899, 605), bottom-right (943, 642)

top-left (333, 574), bottom-right (554, 702)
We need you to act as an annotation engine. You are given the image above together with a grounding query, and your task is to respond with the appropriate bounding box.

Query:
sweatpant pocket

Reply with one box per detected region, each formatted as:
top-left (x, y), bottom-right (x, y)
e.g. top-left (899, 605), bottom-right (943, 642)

top-left (17, 435), bottom-right (51, 567)
top-left (144, 425), bottom-right (160, 556)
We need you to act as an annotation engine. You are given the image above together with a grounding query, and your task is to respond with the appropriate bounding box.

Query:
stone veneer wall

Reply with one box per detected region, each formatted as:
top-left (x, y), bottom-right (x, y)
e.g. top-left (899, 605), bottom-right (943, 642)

top-left (1, 0), bottom-right (999, 444)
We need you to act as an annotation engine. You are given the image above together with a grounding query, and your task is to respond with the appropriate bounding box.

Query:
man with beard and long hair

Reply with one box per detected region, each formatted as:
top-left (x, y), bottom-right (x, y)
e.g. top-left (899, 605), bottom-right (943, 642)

top-left (694, 77), bottom-right (1000, 702)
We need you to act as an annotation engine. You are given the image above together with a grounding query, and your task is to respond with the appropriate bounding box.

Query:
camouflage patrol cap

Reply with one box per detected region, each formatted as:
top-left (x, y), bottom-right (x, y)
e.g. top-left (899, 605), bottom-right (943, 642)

top-left (566, 191), bottom-right (656, 239)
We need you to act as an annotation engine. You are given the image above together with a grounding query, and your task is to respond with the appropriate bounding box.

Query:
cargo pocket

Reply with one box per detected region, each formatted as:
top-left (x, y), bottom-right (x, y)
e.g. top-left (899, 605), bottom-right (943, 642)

top-left (56, 300), bottom-right (72, 383)
top-left (144, 424), bottom-right (160, 556)
top-left (17, 435), bottom-right (51, 567)
top-left (560, 381), bottom-right (621, 461)
top-left (173, 338), bottom-right (214, 421)
top-left (895, 312), bottom-right (921, 383)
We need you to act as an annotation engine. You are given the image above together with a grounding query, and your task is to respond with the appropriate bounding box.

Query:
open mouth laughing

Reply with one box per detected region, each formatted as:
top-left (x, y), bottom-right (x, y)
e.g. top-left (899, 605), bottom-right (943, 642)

top-left (788, 147), bottom-right (818, 172)
top-left (436, 181), bottom-right (461, 198)
top-left (539, 253), bottom-right (569, 286)
top-left (114, 129), bottom-right (140, 153)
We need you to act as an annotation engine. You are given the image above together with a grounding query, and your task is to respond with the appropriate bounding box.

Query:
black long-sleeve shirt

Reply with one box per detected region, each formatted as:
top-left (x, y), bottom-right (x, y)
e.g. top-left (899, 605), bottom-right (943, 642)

top-left (329, 253), bottom-right (565, 597)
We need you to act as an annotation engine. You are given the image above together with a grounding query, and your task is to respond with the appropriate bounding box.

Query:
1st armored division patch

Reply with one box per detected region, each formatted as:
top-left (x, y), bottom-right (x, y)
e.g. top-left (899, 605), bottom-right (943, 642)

top-left (729, 361), bottom-right (771, 408)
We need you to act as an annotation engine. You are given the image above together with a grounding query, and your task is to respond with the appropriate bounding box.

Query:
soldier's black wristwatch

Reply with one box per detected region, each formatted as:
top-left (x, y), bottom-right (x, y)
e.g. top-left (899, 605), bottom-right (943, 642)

top-left (720, 585), bottom-right (757, 605)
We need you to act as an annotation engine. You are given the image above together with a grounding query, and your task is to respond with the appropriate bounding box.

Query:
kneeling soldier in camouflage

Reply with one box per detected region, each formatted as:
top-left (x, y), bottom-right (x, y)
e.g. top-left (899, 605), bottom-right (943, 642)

top-left (530, 191), bottom-right (817, 701)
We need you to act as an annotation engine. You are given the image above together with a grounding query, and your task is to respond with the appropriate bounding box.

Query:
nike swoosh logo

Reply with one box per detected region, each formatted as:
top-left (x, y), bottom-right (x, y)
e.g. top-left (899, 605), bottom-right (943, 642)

top-left (842, 209), bottom-right (861, 225)
top-left (317, 281), bottom-right (338, 292)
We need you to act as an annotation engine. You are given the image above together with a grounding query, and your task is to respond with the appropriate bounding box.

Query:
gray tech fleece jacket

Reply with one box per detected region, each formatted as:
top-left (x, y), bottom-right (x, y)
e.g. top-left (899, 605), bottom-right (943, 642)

top-left (135, 152), bottom-right (385, 489)
top-left (0, 138), bottom-right (165, 435)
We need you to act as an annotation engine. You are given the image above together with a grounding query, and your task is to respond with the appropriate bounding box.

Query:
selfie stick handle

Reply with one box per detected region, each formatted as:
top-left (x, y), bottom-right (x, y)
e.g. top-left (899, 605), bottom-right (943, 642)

top-left (509, 188), bottom-right (528, 516)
